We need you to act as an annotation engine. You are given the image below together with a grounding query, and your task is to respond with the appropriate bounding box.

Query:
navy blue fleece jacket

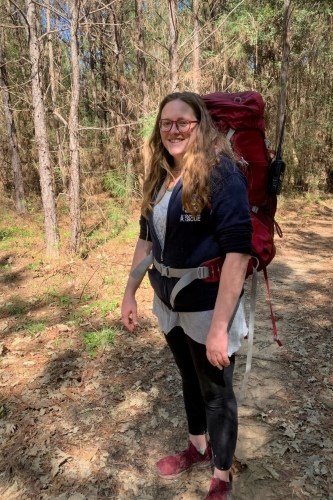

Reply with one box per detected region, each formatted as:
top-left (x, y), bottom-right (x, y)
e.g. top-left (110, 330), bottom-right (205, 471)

top-left (139, 157), bottom-right (252, 311)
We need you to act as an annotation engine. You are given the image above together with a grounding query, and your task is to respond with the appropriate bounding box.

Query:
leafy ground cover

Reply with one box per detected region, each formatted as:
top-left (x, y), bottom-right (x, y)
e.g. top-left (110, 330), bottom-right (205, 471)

top-left (0, 196), bottom-right (332, 499)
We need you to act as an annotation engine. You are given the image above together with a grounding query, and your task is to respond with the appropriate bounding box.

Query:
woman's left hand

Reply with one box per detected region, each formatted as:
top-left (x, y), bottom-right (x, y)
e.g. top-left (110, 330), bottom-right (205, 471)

top-left (206, 253), bottom-right (249, 370)
top-left (206, 328), bottom-right (230, 369)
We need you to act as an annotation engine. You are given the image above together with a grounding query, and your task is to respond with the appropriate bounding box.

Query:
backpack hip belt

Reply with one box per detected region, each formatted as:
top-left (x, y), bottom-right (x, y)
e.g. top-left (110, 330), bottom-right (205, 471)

top-left (153, 256), bottom-right (224, 308)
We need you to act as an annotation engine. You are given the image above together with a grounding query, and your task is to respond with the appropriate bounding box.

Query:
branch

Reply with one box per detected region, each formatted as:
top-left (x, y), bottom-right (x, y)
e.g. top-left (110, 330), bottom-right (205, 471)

top-left (79, 121), bottom-right (141, 131)
top-left (148, 35), bottom-right (168, 53)
top-left (79, 21), bottom-right (125, 27)
top-left (53, 109), bottom-right (68, 127)
top-left (0, 24), bottom-right (25, 29)
top-left (178, 7), bottom-right (229, 51)
top-left (79, 266), bottom-right (101, 301)
top-left (178, 0), bottom-right (246, 71)
top-left (32, 0), bottom-right (70, 23)
top-left (8, 0), bottom-right (29, 26)
top-left (39, 27), bottom-right (65, 41)
top-left (86, 31), bottom-right (118, 56)
top-left (131, 40), bottom-right (169, 71)
top-left (199, 36), bottom-right (238, 70)
top-left (81, 0), bottom-right (117, 17)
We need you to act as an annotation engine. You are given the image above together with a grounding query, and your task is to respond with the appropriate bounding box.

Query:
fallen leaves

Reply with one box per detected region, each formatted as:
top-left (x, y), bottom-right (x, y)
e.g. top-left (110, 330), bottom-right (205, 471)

top-left (0, 206), bottom-right (332, 499)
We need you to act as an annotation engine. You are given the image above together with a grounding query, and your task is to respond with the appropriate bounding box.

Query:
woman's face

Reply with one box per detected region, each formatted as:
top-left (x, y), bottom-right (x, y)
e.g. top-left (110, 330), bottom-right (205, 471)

top-left (160, 99), bottom-right (199, 167)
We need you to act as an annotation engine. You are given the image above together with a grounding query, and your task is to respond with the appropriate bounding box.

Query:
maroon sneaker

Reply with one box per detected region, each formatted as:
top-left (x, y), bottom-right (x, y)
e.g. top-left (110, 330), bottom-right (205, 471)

top-left (204, 474), bottom-right (233, 500)
top-left (155, 441), bottom-right (212, 479)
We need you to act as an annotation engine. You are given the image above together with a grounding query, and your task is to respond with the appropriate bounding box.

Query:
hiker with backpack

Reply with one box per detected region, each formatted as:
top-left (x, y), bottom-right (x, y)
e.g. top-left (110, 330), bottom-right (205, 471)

top-left (121, 91), bottom-right (252, 500)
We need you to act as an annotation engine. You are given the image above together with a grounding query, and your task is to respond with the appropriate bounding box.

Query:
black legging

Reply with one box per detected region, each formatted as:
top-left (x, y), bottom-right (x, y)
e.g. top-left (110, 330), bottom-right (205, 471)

top-left (164, 326), bottom-right (237, 471)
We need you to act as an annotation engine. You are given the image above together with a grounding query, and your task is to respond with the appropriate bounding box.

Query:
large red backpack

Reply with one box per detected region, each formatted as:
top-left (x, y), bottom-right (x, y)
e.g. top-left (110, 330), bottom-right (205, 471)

top-left (202, 91), bottom-right (282, 274)
top-left (203, 91), bottom-right (284, 350)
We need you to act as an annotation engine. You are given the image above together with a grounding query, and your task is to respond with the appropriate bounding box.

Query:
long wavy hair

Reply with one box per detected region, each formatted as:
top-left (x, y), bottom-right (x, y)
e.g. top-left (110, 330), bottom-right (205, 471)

top-left (141, 92), bottom-right (235, 217)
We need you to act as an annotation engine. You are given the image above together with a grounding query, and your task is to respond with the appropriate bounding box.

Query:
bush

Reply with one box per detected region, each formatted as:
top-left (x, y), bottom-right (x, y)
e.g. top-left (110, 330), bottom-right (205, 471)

top-left (103, 170), bottom-right (127, 199)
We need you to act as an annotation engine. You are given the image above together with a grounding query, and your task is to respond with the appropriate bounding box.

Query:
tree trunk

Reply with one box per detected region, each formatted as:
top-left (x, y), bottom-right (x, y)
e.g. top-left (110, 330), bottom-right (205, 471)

top-left (68, 0), bottom-right (81, 254)
top-left (46, 0), bottom-right (66, 191)
top-left (135, 0), bottom-right (149, 176)
top-left (276, 0), bottom-right (292, 152)
top-left (26, 0), bottom-right (59, 258)
top-left (135, 0), bottom-right (149, 115)
top-left (110, 2), bottom-right (133, 189)
top-left (168, 0), bottom-right (179, 92)
top-left (221, 51), bottom-right (229, 91)
top-left (192, 0), bottom-right (200, 93)
top-left (99, 17), bottom-right (109, 128)
top-left (0, 33), bottom-right (26, 213)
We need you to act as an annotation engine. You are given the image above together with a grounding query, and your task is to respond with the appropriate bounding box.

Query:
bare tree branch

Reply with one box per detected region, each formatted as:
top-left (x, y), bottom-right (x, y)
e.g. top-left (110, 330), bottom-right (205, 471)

top-left (53, 109), bottom-right (68, 127)
top-left (132, 40), bottom-right (169, 71)
top-left (0, 24), bottom-right (25, 29)
top-left (8, 0), bottom-right (29, 25)
top-left (32, 0), bottom-right (70, 22)
top-left (79, 121), bottom-right (141, 131)
top-left (199, 36), bottom-right (238, 70)
top-left (178, 0), bottom-right (246, 71)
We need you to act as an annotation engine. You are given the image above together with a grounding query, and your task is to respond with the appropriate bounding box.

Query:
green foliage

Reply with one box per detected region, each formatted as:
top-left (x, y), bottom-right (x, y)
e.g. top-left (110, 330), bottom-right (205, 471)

top-left (0, 226), bottom-right (32, 245)
top-left (0, 229), bottom-right (12, 241)
top-left (0, 404), bottom-right (9, 419)
top-left (1, 0), bottom-right (333, 210)
top-left (138, 114), bottom-right (156, 140)
top-left (117, 220), bottom-right (138, 244)
top-left (0, 262), bottom-right (12, 271)
top-left (6, 297), bottom-right (27, 317)
top-left (70, 299), bottom-right (118, 325)
top-left (84, 203), bottom-right (128, 249)
top-left (103, 170), bottom-right (127, 199)
top-left (26, 261), bottom-right (43, 271)
top-left (85, 299), bottom-right (117, 317)
top-left (102, 275), bottom-right (114, 286)
top-left (97, 299), bottom-right (118, 316)
top-left (24, 320), bottom-right (47, 336)
top-left (305, 192), bottom-right (321, 204)
top-left (106, 204), bottom-right (128, 238)
top-left (83, 327), bottom-right (117, 357)
top-left (46, 288), bottom-right (72, 307)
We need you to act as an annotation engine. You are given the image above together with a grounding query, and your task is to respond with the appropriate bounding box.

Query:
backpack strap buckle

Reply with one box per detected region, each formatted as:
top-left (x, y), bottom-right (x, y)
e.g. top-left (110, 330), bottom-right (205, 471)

top-left (196, 266), bottom-right (209, 279)
top-left (201, 256), bottom-right (225, 283)
top-left (160, 264), bottom-right (170, 277)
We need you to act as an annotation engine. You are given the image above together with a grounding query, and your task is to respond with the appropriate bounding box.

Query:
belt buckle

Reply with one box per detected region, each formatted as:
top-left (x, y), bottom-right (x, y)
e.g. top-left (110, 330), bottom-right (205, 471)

top-left (160, 265), bottom-right (170, 277)
top-left (197, 266), bottom-right (208, 279)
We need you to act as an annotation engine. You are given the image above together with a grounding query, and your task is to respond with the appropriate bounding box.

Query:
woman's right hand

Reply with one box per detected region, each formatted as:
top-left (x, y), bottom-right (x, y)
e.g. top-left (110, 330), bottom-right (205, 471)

top-left (121, 238), bottom-right (152, 332)
top-left (121, 294), bottom-right (138, 332)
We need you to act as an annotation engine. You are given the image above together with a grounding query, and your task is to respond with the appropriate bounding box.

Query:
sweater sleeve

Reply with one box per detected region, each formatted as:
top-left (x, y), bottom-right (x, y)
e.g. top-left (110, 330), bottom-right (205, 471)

top-left (210, 160), bottom-right (253, 255)
top-left (139, 214), bottom-right (152, 242)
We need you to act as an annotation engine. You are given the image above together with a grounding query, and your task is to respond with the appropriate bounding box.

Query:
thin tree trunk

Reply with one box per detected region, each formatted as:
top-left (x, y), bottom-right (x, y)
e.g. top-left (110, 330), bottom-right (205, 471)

top-left (168, 0), bottom-right (179, 92)
top-left (276, 0), bottom-right (292, 151)
top-left (221, 51), bottom-right (229, 91)
top-left (26, 0), bottom-right (59, 257)
top-left (135, 0), bottom-right (149, 176)
top-left (0, 33), bottom-right (26, 213)
top-left (99, 16), bottom-right (108, 128)
top-left (135, 0), bottom-right (149, 115)
top-left (110, 1), bottom-right (133, 196)
top-left (68, 0), bottom-right (81, 253)
top-left (46, 0), bottom-right (66, 190)
top-left (192, 0), bottom-right (200, 93)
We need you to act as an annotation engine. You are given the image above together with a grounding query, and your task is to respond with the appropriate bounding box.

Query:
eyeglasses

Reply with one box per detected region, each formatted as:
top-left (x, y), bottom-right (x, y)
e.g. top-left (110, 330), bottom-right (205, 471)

top-left (159, 119), bottom-right (199, 132)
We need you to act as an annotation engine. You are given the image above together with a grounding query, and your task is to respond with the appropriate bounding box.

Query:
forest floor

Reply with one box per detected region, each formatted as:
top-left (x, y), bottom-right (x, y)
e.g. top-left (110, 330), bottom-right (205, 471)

top-left (0, 195), bottom-right (332, 500)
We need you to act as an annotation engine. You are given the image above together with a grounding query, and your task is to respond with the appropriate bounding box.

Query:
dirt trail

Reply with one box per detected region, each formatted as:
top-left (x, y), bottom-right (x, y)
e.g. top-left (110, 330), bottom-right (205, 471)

top-left (0, 199), bottom-right (332, 499)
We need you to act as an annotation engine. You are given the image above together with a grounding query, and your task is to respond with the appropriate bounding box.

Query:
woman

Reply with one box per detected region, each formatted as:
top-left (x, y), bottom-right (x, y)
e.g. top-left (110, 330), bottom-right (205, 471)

top-left (121, 92), bottom-right (252, 500)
